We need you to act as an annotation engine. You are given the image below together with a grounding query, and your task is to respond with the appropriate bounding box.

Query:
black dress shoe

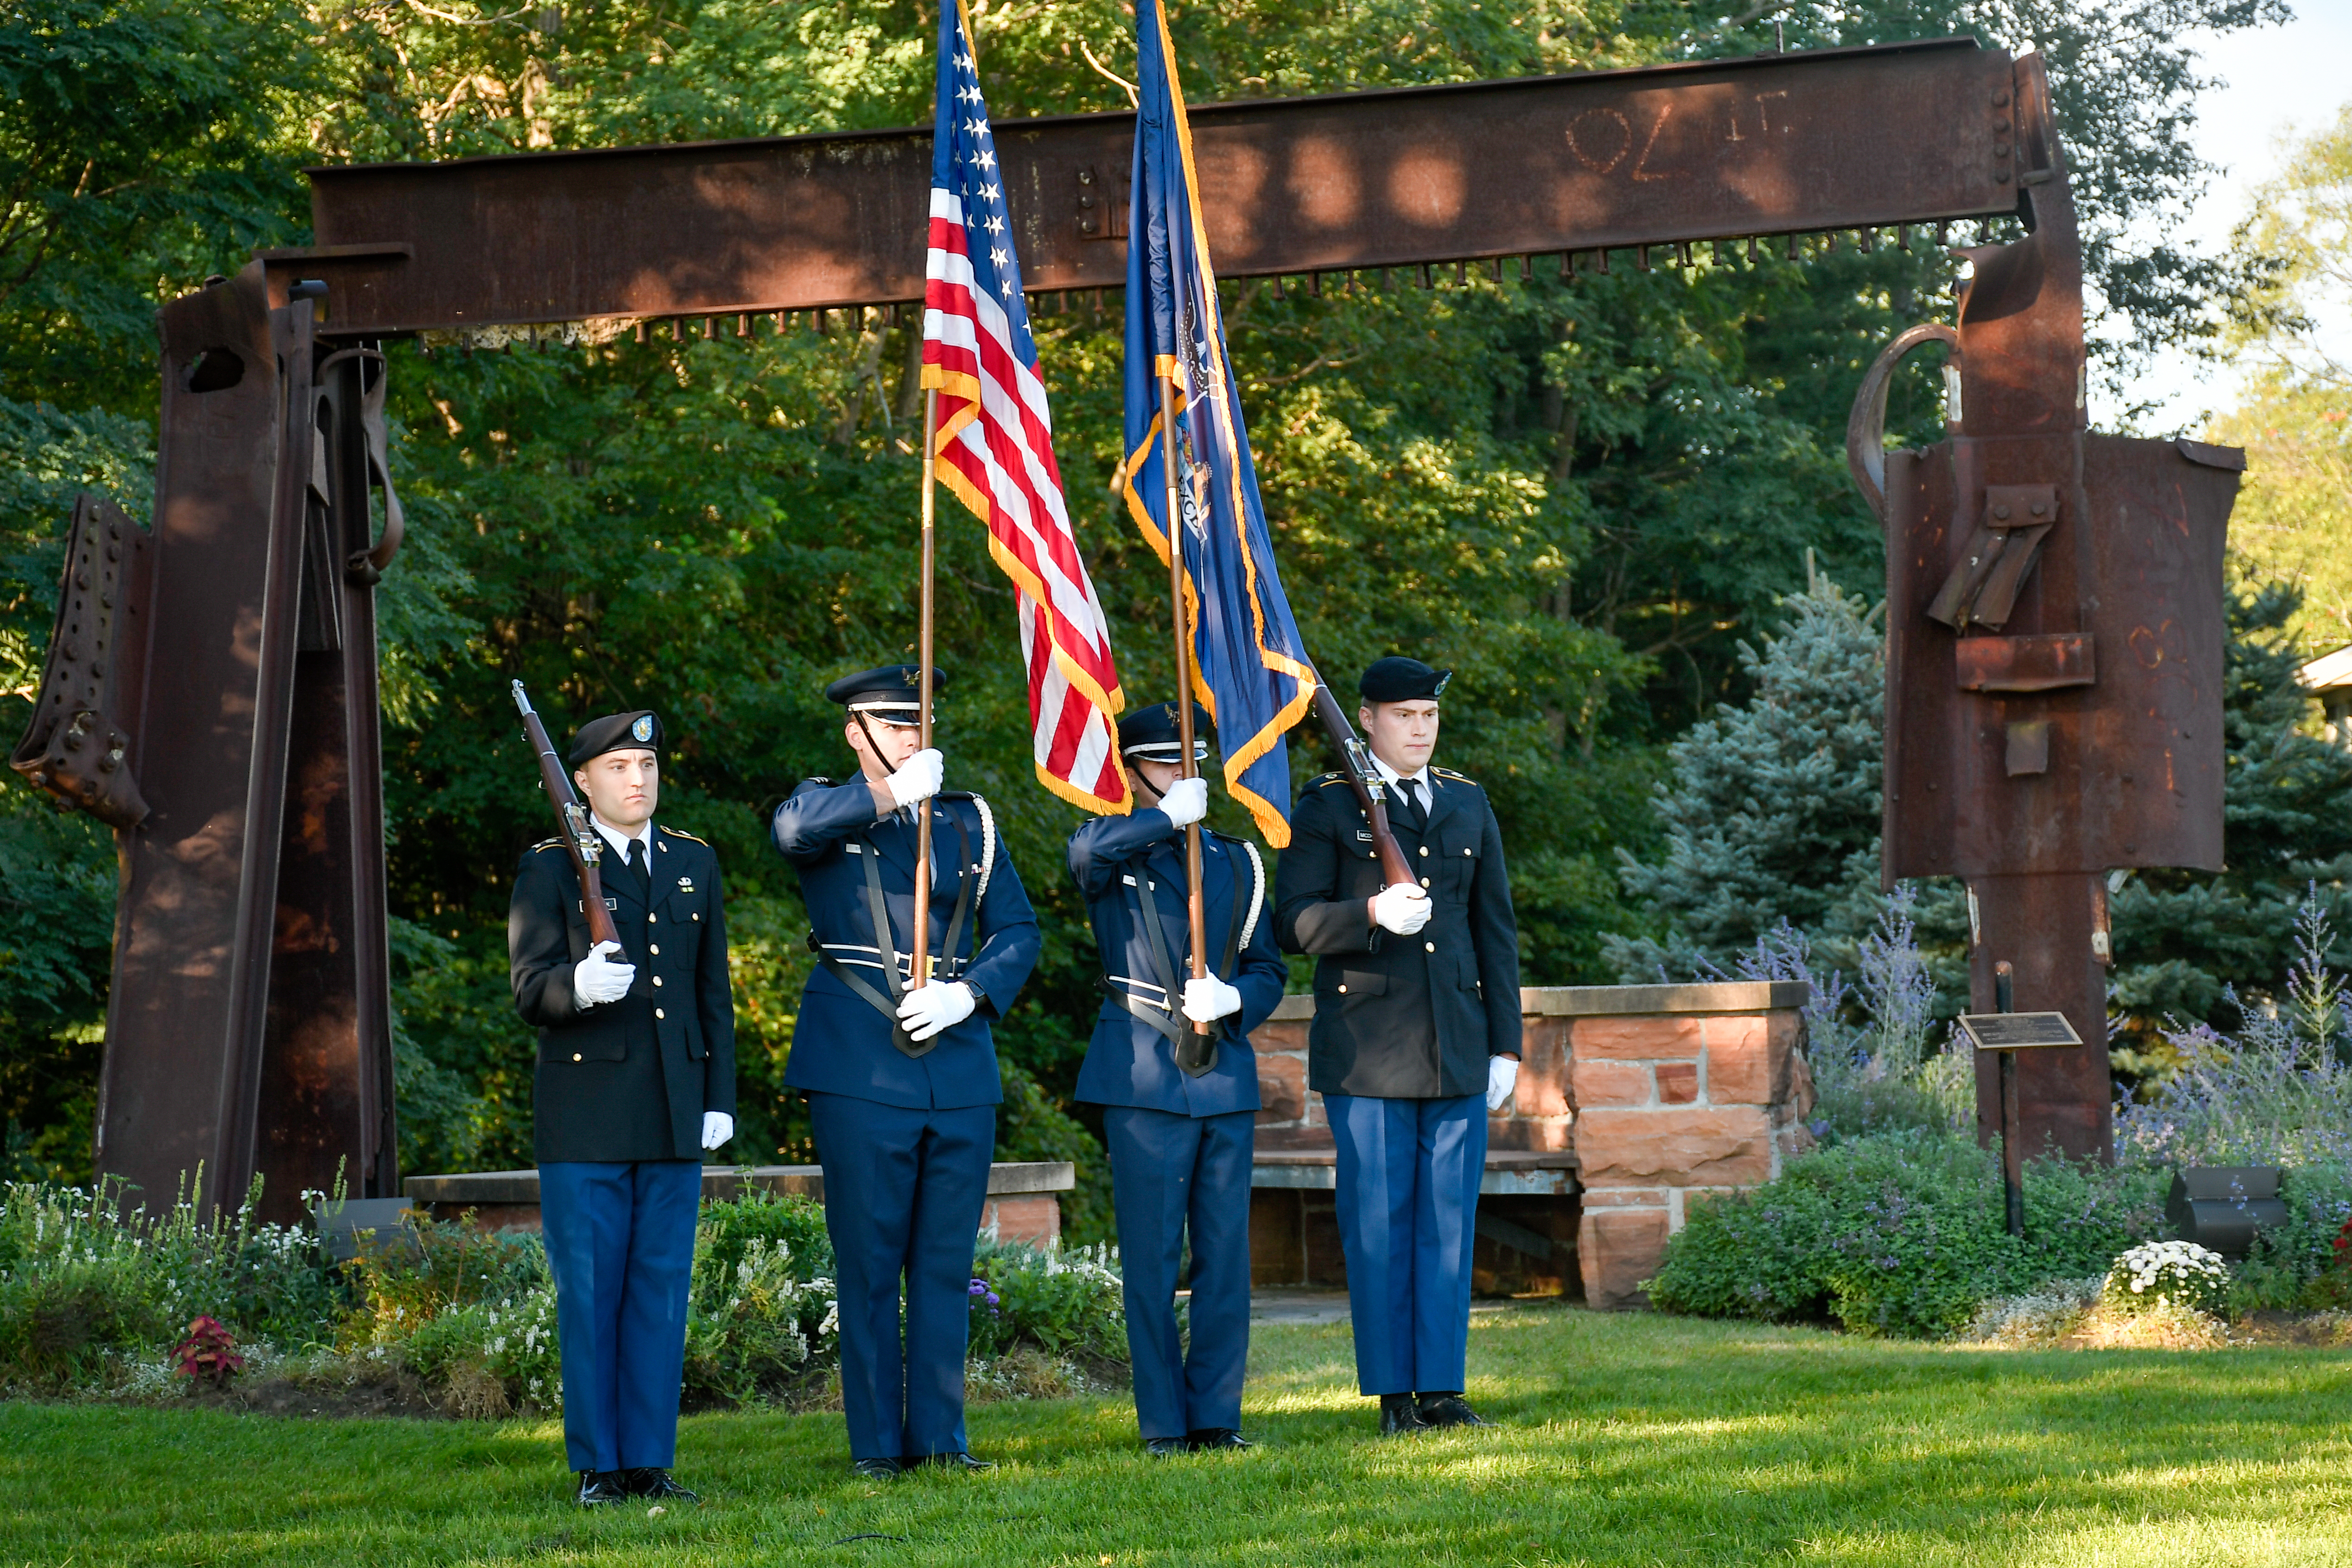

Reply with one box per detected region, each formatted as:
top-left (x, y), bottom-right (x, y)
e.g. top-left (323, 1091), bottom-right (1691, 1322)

top-left (621, 1469), bottom-right (701, 1503)
top-left (1186, 1429), bottom-right (1251, 1451)
top-left (852, 1457), bottom-right (903, 1481)
top-left (905, 1450), bottom-right (995, 1472)
top-left (1416, 1393), bottom-right (1494, 1428)
top-left (576, 1471), bottom-right (631, 1507)
top-left (1144, 1437), bottom-right (1189, 1457)
top-left (1378, 1394), bottom-right (1427, 1437)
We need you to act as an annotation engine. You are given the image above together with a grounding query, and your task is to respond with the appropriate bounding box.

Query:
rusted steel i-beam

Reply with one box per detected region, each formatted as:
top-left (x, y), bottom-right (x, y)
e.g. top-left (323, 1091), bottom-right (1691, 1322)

top-left (1850, 55), bottom-right (2241, 1161)
top-left (276, 37), bottom-right (2023, 337)
top-left (65, 265), bottom-right (402, 1222)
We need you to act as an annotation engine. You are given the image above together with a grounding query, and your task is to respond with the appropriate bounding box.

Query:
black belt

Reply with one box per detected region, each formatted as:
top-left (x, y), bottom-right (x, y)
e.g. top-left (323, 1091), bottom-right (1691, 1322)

top-left (1101, 861), bottom-right (1245, 1077)
top-left (807, 814), bottom-right (974, 1058)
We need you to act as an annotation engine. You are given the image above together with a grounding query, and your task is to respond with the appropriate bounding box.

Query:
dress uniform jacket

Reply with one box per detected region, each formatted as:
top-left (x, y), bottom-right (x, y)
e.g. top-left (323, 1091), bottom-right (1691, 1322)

top-left (771, 779), bottom-right (1039, 1105)
top-left (1273, 769), bottom-right (1521, 1097)
top-left (510, 824), bottom-right (737, 1162)
top-left (1069, 807), bottom-right (1288, 1114)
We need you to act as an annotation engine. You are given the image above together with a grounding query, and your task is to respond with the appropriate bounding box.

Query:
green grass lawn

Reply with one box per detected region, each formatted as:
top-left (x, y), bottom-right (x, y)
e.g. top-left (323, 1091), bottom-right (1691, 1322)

top-left (10, 1305), bottom-right (2352, 1567)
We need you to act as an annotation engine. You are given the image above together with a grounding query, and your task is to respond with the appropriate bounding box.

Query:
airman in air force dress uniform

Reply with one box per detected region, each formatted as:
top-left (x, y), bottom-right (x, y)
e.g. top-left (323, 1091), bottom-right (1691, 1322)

top-left (509, 710), bottom-right (737, 1507)
top-left (770, 665), bottom-right (1040, 1479)
top-left (1274, 658), bottom-right (1521, 1436)
top-left (1069, 703), bottom-right (1287, 1455)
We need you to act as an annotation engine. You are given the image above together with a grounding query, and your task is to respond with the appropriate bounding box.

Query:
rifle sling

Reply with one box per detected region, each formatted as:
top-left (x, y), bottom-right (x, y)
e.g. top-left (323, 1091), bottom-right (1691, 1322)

top-left (1110, 845), bottom-right (1247, 1076)
top-left (811, 812), bottom-right (975, 1059)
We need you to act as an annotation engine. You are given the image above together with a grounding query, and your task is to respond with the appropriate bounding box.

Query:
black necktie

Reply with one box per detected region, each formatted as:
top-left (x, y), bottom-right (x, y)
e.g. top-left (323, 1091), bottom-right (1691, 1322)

top-left (623, 837), bottom-right (651, 901)
top-left (1397, 779), bottom-right (1425, 830)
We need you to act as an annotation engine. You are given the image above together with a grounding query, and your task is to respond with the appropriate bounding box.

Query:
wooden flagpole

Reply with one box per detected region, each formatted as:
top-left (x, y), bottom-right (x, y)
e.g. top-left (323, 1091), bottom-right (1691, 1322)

top-left (911, 387), bottom-right (939, 988)
top-left (1157, 373), bottom-right (1213, 1033)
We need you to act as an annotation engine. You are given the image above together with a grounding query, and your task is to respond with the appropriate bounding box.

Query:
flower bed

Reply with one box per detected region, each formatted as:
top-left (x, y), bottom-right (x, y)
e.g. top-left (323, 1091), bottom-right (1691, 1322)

top-left (0, 1178), bottom-right (1125, 1414)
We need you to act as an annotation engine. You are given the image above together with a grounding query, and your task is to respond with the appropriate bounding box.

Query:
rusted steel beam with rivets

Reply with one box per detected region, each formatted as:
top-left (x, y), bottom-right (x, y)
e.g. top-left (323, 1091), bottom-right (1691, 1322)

top-left (275, 38), bottom-right (2024, 338)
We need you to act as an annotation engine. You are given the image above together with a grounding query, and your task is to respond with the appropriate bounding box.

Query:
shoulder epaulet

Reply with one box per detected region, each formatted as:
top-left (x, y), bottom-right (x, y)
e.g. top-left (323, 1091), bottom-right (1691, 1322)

top-left (1311, 772), bottom-right (1351, 789)
top-left (803, 775), bottom-right (834, 788)
top-left (530, 837), bottom-right (564, 853)
top-left (657, 825), bottom-right (708, 845)
top-left (1434, 768), bottom-right (1479, 786)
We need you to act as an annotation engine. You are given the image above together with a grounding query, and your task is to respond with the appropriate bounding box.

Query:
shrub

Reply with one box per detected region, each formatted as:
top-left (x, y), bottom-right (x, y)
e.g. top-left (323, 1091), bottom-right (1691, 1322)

top-left (338, 1214), bottom-right (549, 1352)
top-left (2116, 889), bottom-right (2352, 1169)
top-left (684, 1189), bottom-right (838, 1408)
top-left (2102, 1240), bottom-right (2231, 1318)
top-left (966, 1238), bottom-right (1125, 1363)
top-left (0, 1175), bottom-right (344, 1388)
top-left (1647, 1129), bottom-right (2169, 1338)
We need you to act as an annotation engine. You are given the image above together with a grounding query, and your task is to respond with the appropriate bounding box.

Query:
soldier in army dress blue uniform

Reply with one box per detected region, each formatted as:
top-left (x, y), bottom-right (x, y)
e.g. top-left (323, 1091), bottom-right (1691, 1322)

top-left (1068, 703), bottom-right (1288, 1455)
top-left (770, 665), bottom-right (1040, 1479)
top-left (509, 710), bottom-right (737, 1506)
top-left (1274, 658), bottom-right (1521, 1436)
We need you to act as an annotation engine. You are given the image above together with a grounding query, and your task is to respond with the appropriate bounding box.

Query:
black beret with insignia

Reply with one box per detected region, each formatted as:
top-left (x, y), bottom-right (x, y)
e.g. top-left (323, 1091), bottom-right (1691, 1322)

top-left (824, 663), bottom-right (947, 727)
top-left (1358, 656), bottom-right (1451, 704)
top-left (1117, 700), bottom-right (1212, 764)
top-left (567, 710), bottom-right (662, 767)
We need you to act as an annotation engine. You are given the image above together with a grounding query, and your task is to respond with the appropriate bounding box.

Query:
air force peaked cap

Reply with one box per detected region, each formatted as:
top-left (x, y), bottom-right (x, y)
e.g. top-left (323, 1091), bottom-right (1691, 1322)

top-left (567, 710), bottom-right (662, 767)
top-left (825, 663), bottom-right (947, 726)
top-left (1358, 656), bottom-right (1452, 703)
top-left (1117, 700), bottom-right (1212, 763)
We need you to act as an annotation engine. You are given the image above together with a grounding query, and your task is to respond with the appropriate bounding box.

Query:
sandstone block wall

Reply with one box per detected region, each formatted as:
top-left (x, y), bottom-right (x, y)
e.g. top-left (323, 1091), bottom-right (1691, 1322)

top-left (1567, 1003), bottom-right (1814, 1308)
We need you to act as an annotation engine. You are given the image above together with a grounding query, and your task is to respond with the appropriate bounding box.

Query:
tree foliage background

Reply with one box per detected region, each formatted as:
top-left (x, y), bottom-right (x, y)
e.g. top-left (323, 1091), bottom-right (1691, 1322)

top-left (0, 0), bottom-right (2302, 1201)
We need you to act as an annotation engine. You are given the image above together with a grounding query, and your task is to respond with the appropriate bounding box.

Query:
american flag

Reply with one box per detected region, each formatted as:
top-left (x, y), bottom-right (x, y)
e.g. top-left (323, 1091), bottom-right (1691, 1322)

top-left (920, 2), bottom-right (1129, 814)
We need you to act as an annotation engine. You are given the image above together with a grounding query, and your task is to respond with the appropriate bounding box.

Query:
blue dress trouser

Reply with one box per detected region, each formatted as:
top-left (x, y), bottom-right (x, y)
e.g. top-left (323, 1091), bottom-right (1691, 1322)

top-left (538, 1159), bottom-right (702, 1474)
top-left (1103, 1106), bottom-right (1255, 1440)
top-left (1324, 1092), bottom-right (1486, 1397)
top-left (808, 1091), bottom-right (996, 1462)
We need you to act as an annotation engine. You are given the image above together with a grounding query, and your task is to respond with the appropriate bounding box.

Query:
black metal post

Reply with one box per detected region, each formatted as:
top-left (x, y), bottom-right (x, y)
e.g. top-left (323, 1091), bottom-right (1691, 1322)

top-left (1995, 960), bottom-right (2023, 1237)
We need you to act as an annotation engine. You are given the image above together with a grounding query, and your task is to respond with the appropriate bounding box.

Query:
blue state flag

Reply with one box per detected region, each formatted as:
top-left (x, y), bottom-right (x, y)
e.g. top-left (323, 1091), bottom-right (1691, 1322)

top-left (1116, 0), bottom-right (1315, 846)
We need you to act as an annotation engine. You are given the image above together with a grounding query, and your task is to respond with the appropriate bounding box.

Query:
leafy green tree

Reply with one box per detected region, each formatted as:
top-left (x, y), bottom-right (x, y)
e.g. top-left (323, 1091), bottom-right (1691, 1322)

top-left (2210, 102), bottom-right (2352, 651)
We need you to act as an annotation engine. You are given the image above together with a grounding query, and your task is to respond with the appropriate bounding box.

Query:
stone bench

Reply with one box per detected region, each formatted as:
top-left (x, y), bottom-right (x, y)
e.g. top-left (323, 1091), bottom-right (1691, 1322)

top-left (405, 1160), bottom-right (1076, 1248)
top-left (1245, 980), bottom-right (1813, 1308)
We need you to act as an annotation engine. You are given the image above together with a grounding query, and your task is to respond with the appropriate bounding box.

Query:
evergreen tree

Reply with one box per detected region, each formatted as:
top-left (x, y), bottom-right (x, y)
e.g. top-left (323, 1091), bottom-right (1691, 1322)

top-left (1604, 565), bottom-right (1888, 981)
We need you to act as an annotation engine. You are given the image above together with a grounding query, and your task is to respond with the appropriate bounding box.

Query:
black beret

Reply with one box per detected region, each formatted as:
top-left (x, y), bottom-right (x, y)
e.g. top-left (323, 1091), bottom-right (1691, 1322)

top-left (1358, 657), bottom-right (1452, 704)
top-left (824, 663), bottom-right (947, 725)
top-left (567, 710), bottom-right (662, 767)
top-left (1117, 700), bottom-right (1212, 762)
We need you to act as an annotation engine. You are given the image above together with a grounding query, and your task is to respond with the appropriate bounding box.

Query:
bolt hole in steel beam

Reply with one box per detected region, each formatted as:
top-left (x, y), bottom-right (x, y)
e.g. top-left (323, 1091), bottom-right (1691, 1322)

top-left (185, 347), bottom-right (247, 394)
top-left (280, 39), bottom-right (2028, 338)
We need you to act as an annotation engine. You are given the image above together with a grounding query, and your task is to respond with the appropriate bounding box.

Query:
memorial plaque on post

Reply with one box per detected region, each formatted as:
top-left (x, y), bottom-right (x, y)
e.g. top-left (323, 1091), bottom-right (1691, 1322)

top-left (1957, 1012), bottom-right (2084, 1051)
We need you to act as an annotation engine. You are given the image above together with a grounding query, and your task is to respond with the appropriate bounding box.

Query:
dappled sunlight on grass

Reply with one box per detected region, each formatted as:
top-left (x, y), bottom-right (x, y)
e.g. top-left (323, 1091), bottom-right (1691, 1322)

top-left (7, 1306), bottom-right (2352, 1565)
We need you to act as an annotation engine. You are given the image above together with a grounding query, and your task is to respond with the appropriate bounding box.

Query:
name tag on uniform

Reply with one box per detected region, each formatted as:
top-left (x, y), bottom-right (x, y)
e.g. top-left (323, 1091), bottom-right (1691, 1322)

top-left (577, 898), bottom-right (618, 913)
top-left (1355, 830), bottom-right (1374, 843)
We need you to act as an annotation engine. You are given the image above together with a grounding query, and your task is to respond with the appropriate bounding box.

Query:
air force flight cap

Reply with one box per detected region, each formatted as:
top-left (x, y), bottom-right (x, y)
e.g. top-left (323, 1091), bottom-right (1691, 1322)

top-left (567, 710), bottom-right (662, 767)
top-left (1358, 656), bottom-right (1452, 703)
top-left (825, 663), bottom-right (947, 727)
top-left (1117, 701), bottom-right (1213, 764)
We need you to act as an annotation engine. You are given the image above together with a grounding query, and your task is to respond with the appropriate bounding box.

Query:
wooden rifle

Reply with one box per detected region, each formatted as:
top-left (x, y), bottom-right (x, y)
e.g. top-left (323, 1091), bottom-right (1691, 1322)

top-left (1309, 682), bottom-right (1417, 889)
top-left (511, 680), bottom-right (623, 950)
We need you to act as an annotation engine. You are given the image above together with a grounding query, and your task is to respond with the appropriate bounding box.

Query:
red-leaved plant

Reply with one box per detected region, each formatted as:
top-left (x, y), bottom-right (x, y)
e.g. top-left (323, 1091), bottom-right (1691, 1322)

top-left (172, 1316), bottom-right (245, 1387)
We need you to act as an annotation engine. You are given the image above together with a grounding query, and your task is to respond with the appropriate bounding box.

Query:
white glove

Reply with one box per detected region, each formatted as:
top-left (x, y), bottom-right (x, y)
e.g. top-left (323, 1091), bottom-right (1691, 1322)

top-left (887, 748), bottom-right (944, 811)
top-left (1182, 974), bottom-right (1244, 1023)
top-left (1486, 1055), bottom-right (1520, 1112)
top-left (1156, 775), bottom-right (1209, 829)
top-left (573, 940), bottom-right (635, 1007)
top-left (1370, 882), bottom-right (1432, 936)
top-left (701, 1112), bottom-right (735, 1151)
top-left (896, 979), bottom-right (977, 1041)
